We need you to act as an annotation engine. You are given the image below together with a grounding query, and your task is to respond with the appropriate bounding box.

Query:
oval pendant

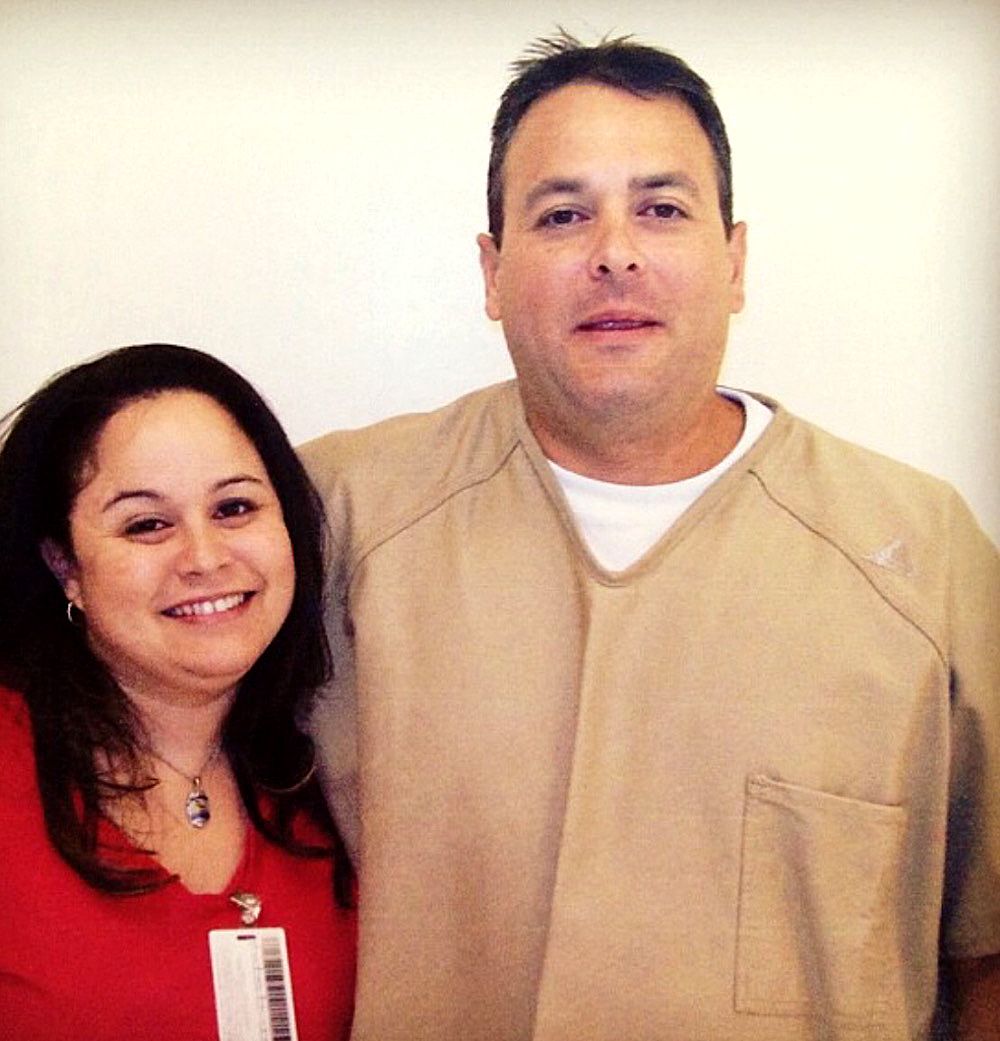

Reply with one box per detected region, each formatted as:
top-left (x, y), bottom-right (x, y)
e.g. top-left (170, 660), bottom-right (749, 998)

top-left (185, 785), bottom-right (210, 828)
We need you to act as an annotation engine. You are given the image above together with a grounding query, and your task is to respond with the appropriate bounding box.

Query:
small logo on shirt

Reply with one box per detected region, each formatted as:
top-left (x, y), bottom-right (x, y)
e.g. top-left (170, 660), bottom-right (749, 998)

top-left (865, 537), bottom-right (914, 576)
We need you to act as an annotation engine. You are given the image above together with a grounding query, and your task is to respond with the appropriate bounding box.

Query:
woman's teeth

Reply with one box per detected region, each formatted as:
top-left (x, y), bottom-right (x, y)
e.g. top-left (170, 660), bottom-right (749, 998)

top-left (164, 592), bottom-right (248, 617)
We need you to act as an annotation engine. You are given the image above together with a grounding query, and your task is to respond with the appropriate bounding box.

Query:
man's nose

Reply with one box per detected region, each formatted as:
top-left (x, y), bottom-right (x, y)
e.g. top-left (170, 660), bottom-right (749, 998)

top-left (588, 216), bottom-right (643, 279)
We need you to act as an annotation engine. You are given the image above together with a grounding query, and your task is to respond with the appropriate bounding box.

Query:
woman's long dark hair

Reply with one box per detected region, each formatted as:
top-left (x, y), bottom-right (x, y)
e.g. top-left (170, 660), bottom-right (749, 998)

top-left (0, 344), bottom-right (352, 904)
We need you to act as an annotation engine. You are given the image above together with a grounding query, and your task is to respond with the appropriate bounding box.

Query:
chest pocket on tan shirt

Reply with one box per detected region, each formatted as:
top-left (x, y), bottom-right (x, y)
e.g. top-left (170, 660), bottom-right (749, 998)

top-left (735, 775), bottom-right (906, 1029)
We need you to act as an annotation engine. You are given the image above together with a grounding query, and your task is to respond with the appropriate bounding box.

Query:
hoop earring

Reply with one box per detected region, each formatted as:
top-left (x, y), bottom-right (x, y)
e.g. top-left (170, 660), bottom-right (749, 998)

top-left (66, 600), bottom-right (83, 626)
top-left (261, 742), bottom-right (318, 795)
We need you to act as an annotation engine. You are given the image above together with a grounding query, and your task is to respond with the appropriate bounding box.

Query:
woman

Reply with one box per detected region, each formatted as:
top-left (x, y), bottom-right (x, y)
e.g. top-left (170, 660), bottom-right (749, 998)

top-left (0, 344), bottom-right (356, 1040)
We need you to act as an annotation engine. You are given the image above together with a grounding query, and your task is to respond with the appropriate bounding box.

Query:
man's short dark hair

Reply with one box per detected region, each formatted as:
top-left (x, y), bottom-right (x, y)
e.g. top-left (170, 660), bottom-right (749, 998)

top-left (487, 31), bottom-right (733, 245)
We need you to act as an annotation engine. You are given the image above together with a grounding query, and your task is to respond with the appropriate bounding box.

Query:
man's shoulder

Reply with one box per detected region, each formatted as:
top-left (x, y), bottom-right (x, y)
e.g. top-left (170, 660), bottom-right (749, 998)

top-left (755, 408), bottom-right (959, 533)
top-left (740, 405), bottom-right (1000, 660)
top-left (750, 407), bottom-right (989, 625)
top-left (302, 379), bottom-right (517, 470)
top-left (298, 381), bottom-right (523, 543)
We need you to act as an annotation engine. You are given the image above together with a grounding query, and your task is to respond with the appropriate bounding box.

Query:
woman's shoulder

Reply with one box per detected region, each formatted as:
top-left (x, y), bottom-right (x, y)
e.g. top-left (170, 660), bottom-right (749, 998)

top-left (0, 685), bottom-right (39, 790)
top-left (0, 683), bottom-right (30, 733)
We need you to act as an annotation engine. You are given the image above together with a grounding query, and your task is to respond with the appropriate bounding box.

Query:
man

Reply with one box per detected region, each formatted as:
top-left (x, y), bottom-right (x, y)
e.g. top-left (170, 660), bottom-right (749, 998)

top-left (301, 34), bottom-right (999, 1040)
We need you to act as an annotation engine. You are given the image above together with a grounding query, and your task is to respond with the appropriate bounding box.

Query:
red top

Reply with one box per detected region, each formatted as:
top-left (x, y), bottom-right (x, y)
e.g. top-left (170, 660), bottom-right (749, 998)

top-left (0, 686), bottom-right (356, 1041)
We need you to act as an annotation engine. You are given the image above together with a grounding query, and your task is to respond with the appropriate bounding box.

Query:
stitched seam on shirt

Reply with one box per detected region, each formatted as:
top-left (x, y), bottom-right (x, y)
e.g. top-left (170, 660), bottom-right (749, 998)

top-left (344, 436), bottom-right (522, 587)
top-left (748, 468), bottom-right (947, 670)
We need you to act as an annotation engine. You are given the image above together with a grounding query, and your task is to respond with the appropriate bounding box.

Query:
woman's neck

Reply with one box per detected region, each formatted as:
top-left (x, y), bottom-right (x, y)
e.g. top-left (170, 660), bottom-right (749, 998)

top-left (124, 684), bottom-right (236, 774)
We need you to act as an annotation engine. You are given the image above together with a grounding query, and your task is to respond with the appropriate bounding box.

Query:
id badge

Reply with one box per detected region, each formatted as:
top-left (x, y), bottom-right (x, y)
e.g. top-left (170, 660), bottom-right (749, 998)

top-left (209, 927), bottom-right (299, 1041)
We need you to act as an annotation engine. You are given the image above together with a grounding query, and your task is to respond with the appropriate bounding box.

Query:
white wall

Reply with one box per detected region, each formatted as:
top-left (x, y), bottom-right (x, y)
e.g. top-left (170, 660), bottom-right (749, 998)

top-left (2, 0), bottom-right (998, 540)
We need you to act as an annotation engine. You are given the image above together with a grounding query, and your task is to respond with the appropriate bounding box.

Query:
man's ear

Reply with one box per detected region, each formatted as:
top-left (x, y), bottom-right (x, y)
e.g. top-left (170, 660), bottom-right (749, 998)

top-left (40, 538), bottom-right (82, 606)
top-left (726, 221), bottom-right (748, 315)
top-left (477, 233), bottom-right (503, 322)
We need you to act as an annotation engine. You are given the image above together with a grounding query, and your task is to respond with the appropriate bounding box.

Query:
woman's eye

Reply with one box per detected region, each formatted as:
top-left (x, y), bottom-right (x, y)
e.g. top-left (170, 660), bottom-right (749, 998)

top-left (123, 517), bottom-right (169, 537)
top-left (215, 498), bottom-right (258, 521)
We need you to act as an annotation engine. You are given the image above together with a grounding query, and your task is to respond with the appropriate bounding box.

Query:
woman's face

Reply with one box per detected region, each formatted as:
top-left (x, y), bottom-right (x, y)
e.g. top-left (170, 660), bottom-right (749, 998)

top-left (51, 390), bottom-right (296, 705)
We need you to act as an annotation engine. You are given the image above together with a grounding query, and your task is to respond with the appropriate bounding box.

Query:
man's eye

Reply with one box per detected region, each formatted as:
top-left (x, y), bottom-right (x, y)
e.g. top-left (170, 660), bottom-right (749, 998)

top-left (540, 208), bottom-right (584, 227)
top-left (643, 202), bottom-right (685, 220)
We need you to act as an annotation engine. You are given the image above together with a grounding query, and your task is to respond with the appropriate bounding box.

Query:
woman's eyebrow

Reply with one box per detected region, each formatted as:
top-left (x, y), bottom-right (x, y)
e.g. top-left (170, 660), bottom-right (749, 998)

top-left (101, 474), bottom-right (264, 512)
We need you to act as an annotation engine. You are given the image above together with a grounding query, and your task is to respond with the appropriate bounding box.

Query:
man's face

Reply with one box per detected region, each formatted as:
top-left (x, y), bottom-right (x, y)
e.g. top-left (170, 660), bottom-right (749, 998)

top-left (479, 82), bottom-right (746, 463)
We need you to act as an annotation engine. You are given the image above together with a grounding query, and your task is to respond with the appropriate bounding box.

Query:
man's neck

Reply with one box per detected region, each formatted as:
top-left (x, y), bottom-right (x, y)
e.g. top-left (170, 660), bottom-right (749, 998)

top-left (528, 391), bottom-right (745, 486)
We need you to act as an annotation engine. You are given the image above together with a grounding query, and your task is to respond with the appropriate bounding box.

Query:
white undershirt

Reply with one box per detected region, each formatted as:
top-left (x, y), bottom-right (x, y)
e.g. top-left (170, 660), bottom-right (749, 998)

top-left (548, 389), bottom-right (774, 572)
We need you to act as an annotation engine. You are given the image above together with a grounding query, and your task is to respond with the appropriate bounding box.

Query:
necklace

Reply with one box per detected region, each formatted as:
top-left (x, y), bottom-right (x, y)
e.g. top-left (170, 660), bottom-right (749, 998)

top-left (147, 744), bottom-right (222, 829)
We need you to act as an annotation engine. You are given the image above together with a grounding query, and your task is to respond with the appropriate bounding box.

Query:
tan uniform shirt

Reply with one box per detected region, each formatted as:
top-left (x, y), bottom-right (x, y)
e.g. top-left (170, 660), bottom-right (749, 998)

top-left (301, 382), bottom-right (1000, 1041)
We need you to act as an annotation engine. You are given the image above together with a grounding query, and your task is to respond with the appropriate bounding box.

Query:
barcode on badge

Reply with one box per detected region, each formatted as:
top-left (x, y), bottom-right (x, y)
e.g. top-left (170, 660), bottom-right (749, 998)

top-left (261, 932), bottom-right (292, 1041)
top-left (209, 927), bottom-right (300, 1041)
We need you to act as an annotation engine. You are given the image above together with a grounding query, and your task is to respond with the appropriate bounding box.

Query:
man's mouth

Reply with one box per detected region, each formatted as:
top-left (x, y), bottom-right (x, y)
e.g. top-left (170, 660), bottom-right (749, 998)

top-left (576, 312), bottom-right (661, 332)
top-left (162, 592), bottom-right (252, 618)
